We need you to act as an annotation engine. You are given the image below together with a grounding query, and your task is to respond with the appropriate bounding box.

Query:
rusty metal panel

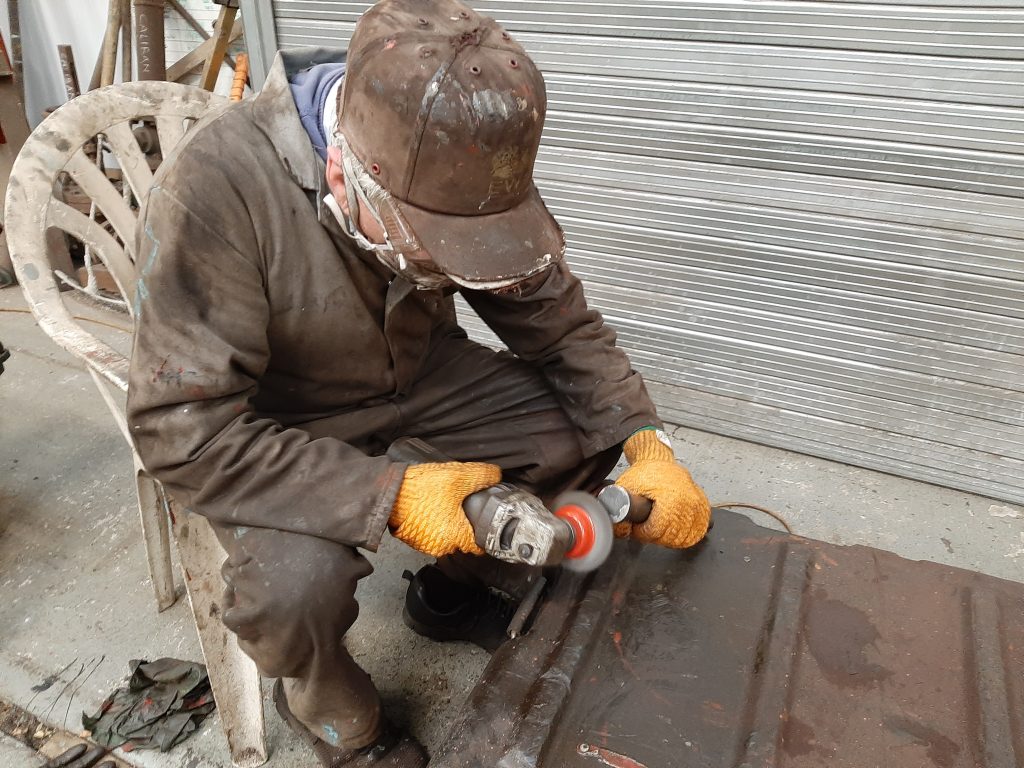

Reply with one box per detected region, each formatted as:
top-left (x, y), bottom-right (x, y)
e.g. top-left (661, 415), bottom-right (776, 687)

top-left (433, 511), bottom-right (1024, 768)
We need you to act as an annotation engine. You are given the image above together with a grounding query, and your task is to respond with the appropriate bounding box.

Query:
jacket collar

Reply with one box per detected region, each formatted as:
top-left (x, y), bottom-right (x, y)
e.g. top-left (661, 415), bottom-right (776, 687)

top-left (251, 47), bottom-right (348, 192)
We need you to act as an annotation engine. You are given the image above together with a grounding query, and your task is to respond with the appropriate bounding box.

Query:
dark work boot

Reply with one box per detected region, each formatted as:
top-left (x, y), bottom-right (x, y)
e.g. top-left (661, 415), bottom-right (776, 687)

top-left (402, 564), bottom-right (517, 652)
top-left (274, 680), bottom-right (427, 768)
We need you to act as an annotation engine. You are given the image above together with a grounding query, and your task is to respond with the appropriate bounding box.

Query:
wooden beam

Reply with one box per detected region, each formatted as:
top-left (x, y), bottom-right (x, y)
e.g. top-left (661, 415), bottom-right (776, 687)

top-left (89, 0), bottom-right (123, 90)
top-left (199, 3), bottom-right (238, 91)
top-left (167, 0), bottom-right (209, 39)
top-left (167, 0), bottom-right (238, 70)
top-left (166, 21), bottom-right (243, 83)
top-left (99, 0), bottom-right (124, 87)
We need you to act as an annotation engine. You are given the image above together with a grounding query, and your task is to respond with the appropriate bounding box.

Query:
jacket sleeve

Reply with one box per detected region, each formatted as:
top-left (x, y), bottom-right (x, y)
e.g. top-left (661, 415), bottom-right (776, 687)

top-left (461, 261), bottom-right (662, 455)
top-left (126, 186), bottom-right (403, 549)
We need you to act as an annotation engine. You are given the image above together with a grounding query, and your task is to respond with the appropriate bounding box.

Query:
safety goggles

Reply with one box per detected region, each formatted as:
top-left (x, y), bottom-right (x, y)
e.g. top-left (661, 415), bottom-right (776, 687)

top-left (329, 129), bottom-right (561, 291)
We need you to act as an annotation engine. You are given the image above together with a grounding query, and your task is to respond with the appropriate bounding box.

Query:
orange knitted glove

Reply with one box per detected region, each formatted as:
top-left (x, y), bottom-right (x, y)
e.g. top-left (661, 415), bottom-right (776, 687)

top-left (388, 462), bottom-right (501, 558)
top-left (615, 429), bottom-right (711, 549)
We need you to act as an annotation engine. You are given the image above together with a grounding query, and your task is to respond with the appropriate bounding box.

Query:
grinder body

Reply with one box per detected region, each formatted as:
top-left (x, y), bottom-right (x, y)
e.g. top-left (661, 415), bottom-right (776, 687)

top-left (463, 484), bottom-right (575, 568)
top-left (387, 437), bottom-right (614, 571)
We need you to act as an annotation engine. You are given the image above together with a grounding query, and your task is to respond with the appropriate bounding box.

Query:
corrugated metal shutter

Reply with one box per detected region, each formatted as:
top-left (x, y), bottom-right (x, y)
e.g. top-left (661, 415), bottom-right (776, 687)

top-left (259, 1), bottom-right (1024, 504)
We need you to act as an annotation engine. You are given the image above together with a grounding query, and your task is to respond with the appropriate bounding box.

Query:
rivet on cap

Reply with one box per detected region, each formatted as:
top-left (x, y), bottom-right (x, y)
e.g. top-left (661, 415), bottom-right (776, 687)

top-left (420, 47), bottom-right (434, 58)
top-left (370, 163), bottom-right (381, 174)
top-left (469, 64), bottom-right (481, 75)
top-left (502, 31), bottom-right (511, 40)
top-left (417, 17), bottom-right (429, 26)
top-left (459, 10), bottom-right (470, 18)
top-left (509, 58), bottom-right (519, 68)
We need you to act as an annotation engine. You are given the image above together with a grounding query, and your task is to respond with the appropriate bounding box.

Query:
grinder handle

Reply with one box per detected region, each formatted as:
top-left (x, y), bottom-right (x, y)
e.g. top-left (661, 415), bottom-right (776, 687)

top-left (386, 437), bottom-right (492, 530)
top-left (386, 436), bottom-right (452, 464)
top-left (598, 484), bottom-right (653, 524)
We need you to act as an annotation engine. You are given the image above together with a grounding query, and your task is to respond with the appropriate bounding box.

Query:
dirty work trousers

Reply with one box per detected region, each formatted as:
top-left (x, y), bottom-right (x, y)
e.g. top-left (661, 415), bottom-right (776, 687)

top-left (208, 336), bottom-right (621, 750)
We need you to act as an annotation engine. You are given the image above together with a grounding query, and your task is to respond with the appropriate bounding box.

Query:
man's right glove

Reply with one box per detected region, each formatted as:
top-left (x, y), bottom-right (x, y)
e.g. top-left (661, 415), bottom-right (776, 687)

top-left (388, 461), bottom-right (501, 558)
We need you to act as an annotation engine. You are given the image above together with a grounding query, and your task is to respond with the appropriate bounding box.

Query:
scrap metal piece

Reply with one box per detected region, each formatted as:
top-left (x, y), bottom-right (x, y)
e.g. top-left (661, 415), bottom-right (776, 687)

top-left (506, 576), bottom-right (546, 640)
top-left (432, 510), bottom-right (1024, 767)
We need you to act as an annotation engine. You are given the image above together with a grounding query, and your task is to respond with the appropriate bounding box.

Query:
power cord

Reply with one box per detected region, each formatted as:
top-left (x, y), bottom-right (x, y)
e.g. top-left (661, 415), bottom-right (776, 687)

top-left (0, 306), bottom-right (132, 333)
top-left (711, 501), bottom-right (794, 534)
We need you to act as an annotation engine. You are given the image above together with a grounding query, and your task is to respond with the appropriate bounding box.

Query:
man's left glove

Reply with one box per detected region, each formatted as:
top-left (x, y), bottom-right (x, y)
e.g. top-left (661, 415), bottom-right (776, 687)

top-left (614, 428), bottom-right (711, 549)
top-left (388, 461), bottom-right (502, 558)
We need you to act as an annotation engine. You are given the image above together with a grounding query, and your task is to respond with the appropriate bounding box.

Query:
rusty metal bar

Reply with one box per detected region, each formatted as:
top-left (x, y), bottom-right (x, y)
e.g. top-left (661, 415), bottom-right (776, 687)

top-left (57, 45), bottom-right (81, 101)
top-left (120, 0), bottom-right (133, 83)
top-left (133, 0), bottom-right (166, 81)
top-left (7, 0), bottom-right (23, 95)
top-left (506, 575), bottom-right (546, 640)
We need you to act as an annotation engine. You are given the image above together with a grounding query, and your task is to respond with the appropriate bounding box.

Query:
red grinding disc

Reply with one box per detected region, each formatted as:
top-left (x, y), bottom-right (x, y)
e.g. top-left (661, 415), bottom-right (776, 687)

top-left (552, 491), bottom-right (614, 572)
top-left (557, 504), bottom-right (597, 560)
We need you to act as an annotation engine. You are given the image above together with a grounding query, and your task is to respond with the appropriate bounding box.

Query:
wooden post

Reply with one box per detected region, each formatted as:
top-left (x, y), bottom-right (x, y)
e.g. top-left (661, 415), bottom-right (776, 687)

top-left (199, 0), bottom-right (239, 92)
top-left (166, 21), bottom-right (242, 82)
top-left (99, 0), bottom-right (124, 87)
top-left (167, 0), bottom-right (208, 39)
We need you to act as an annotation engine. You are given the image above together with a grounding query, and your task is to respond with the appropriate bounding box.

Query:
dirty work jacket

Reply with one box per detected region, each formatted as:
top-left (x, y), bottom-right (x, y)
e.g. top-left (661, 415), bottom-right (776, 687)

top-left (126, 47), bottom-right (661, 551)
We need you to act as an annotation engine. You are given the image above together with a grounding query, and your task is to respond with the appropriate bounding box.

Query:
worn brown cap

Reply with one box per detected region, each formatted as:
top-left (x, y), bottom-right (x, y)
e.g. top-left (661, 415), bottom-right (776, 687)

top-left (338, 0), bottom-right (563, 286)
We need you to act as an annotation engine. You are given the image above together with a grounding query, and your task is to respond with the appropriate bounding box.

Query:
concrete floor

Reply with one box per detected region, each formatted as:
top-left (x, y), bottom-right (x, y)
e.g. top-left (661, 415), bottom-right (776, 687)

top-left (1, 286), bottom-right (1021, 767)
top-left (0, 733), bottom-right (41, 766)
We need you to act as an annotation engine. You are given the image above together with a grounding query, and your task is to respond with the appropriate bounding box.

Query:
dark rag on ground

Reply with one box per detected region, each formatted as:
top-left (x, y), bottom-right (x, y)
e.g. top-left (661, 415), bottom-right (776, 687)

top-left (82, 658), bottom-right (216, 752)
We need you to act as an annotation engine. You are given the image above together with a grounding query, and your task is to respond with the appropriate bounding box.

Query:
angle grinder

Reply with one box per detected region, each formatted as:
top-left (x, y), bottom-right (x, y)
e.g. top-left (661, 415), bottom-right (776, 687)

top-left (461, 484), bottom-right (613, 572)
top-left (387, 437), bottom-right (622, 572)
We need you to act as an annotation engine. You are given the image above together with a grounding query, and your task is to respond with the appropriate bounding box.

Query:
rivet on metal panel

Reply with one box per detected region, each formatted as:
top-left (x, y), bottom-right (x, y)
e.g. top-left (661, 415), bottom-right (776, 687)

top-left (577, 742), bottom-right (649, 768)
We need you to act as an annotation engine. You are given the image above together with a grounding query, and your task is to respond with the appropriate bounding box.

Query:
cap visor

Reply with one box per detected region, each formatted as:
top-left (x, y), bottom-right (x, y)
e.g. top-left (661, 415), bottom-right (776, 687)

top-left (394, 184), bottom-right (565, 287)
